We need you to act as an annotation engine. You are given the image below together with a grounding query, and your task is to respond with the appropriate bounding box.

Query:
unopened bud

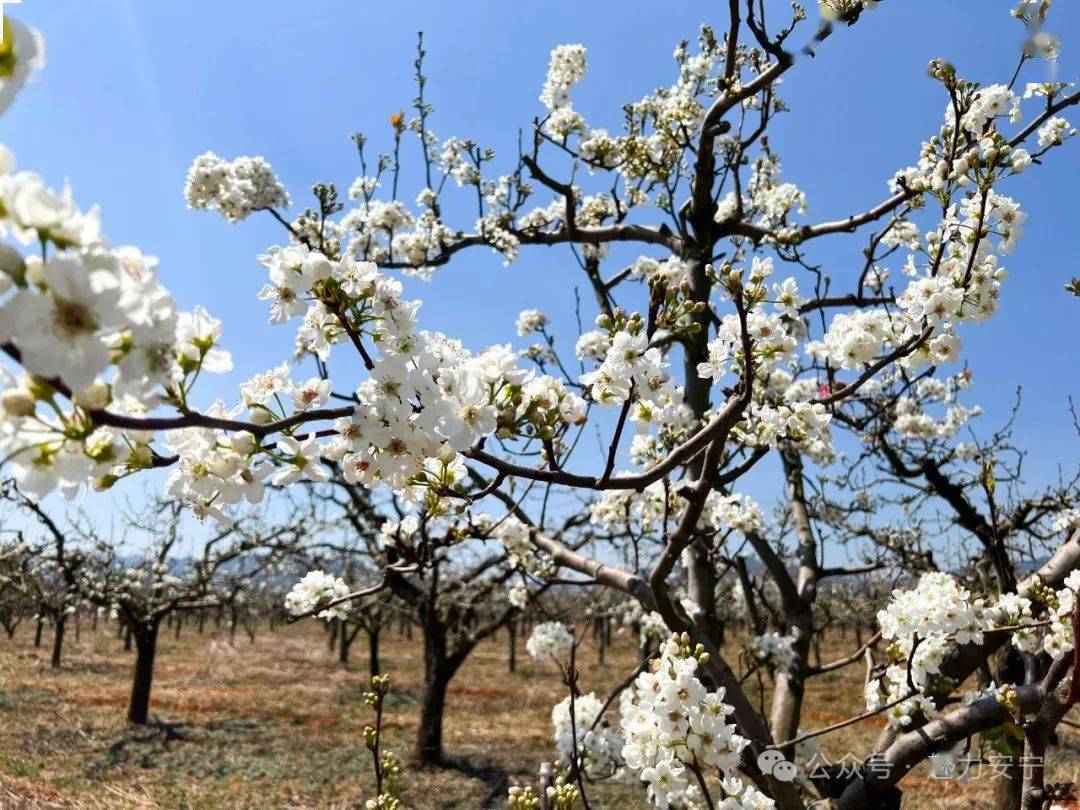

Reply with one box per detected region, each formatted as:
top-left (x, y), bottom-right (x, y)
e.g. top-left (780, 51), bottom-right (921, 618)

top-left (24, 256), bottom-right (45, 287)
top-left (249, 408), bottom-right (273, 426)
top-left (93, 474), bottom-right (119, 492)
top-left (231, 431), bottom-right (256, 456)
top-left (75, 380), bottom-right (111, 411)
top-left (130, 445), bottom-right (154, 468)
top-left (1, 387), bottom-right (35, 417)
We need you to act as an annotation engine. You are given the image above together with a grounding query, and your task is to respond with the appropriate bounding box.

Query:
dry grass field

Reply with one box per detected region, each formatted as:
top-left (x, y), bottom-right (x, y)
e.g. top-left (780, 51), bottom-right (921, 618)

top-left (0, 619), bottom-right (1078, 809)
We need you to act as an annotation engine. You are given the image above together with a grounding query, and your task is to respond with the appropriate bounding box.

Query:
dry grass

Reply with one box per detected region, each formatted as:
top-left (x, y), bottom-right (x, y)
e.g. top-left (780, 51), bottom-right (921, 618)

top-left (0, 619), bottom-right (1078, 808)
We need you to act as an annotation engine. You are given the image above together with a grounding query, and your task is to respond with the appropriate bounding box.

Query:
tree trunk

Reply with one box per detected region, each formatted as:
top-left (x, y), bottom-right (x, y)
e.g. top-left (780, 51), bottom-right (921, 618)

top-left (735, 556), bottom-right (765, 636)
top-left (198, 612), bottom-right (206, 634)
top-left (34, 615), bottom-right (44, 648)
top-left (993, 756), bottom-right (1022, 810)
top-left (128, 621), bottom-right (160, 725)
top-left (368, 627), bottom-right (381, 679)
top-left (50, 613), bottom-right (66, 669)
top-left (327, 617), bottom-right (339, 652)
top-left (124, 624), bottom-right (133, 651)
top-left (416, 623), bottom-right (458, 766)
top-left (417, 665), bottom-right (452, 766)
top-left (174, 615), bottom-right (182, 640)
top-left (769, 452), bottom-right (819, 756)
top-left (340, 622), bottom-right (359, 666)
top-left (508, 620), bottom-right (517, 673)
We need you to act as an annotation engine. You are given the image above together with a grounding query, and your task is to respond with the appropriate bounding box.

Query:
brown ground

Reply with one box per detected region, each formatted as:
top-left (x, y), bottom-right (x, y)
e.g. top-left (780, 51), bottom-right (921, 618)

top-left (0, 618), bottom-right (1078, 808)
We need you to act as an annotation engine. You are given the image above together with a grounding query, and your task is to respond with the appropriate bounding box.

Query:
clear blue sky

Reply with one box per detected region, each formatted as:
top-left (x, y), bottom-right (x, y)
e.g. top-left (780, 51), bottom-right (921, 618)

top-left (4, 1), bottom-right (1078, 531)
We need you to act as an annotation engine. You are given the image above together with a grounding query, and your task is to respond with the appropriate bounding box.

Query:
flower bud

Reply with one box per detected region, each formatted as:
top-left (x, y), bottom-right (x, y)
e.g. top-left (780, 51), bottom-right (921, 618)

top-left (0, 243), bottom-right (26, 287)
top-left (93, 474), bottom-right (119, 492)
top-left (231, 431), bottom-right (256, 456)
top-left (75, 380), bottom-right (111, 411)
top-left (130, 444), bottom-right (154, 469)
top-left (24, 256), bottom-right (44, 287)
top-left (1, 387), bottom-right (35, 416)
top-left (249, 408), bottom-right (273, 426)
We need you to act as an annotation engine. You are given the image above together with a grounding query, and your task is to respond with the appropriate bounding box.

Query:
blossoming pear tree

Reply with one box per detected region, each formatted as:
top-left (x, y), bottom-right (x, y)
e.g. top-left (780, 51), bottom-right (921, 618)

top-left (289, 481), bottom-right (586, 766)
top-left (1, 1), bottom-right (1079, 807)
top-left (2, 488), bottom-right (309, 725)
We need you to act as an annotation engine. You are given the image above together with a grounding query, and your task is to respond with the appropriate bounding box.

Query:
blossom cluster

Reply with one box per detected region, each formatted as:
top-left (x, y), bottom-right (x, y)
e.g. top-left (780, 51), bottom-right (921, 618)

top-left (526, 621), bottom-right (575, 662)
top-left (551, 691), bottom-right (624, 778)
top-left (749, 632), bottom-right (797, 669)
top-left (485, 515), bottom-right (556, 579)
top-left (184, 151), bottom-right (290, 223)
top-left (284, 570), bottom-right (351, 621)
top-left (0, 145), bottom-right (241, 500)
top-left (580, 319), bottom-right (682, 430)
top-left (868, 570), bottom-right (1080, 728)
top-left (590, 485), bottom-right (765, 550)
top-left (619, 634), bottom-right (772, 809)
top-left (151, 235), bottom-right (587, 519)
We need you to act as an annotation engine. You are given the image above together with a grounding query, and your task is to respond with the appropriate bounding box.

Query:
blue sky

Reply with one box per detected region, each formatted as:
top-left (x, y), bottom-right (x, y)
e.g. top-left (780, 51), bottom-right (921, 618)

top-left (3, 1), bottom-right (1078, 547)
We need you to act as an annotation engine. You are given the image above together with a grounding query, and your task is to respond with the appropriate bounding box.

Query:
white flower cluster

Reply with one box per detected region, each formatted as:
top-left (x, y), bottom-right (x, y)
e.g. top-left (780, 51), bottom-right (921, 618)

top-left (750, 632), bottom-right (797, 669)
top-left (638, 610), bottom-right (669, 646)
top-left (526, 621), bottom-right (575, 662)
top-left (377, 516), bottom-right (419, 551)
top-left (892, 395), bottom-right (980, 442)
top-left (551, 692), bottom-right (624, 778)
top-left (508, 583), bottom-right (529, 609)
top-left (488, 516), bottom-right (556, 579)
top-left (0, 147), bottom-right (100, 249)
top-left (616, 601), bottom-right (670, 647)
top-left (745, 154), bottom-right (808, 233)
top-left (1007, 571), bottom-right (1080, 661)
top-left (589, 480), bottom-right (677, 533)
top-left (284, 570), bottom-right (351, 621)
top-left (151, 239), bottom-right (585, 519)
top-left (540, 44), bottom-right (587, 112)
top-left (184, 151), bottom-right (290, 222)
top-left (733, 399), bottom-right (833, 461)
top-left (163, 409), bottom-right (278, 523)
top-left (869, 571), bottom-right (988, 727)
top-left (707, 492), bottom-right (765, 536)
top-left (818, 0), bottom-right (877, 22)
top-left (515, 308), bottom-right (548, 336)
top-left (869, 570), bottom-right (1080, 728)
top-left (1037, 116), bottom-right (1076, 148)
top-left (581, 328), bottom-right (682, 430)
top-left (632, 256), bottom-right (690, 287)
top-left (1051, 509), bottom-right (1080, 534)
top-left (957, 84), bottom-right (1021, 135)
top-left (827, 73), bottom-right (1050, 376)
top-left (590, 485), bottom-right (764, 547)
top-left (574, 329), bottom-right (610, 360)
top-left (619, 635), bottom-right (771, 809)
top-left (0, 146), bottom-right (244, 500)
top-left (342, 195), bottom-right (458, 274)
